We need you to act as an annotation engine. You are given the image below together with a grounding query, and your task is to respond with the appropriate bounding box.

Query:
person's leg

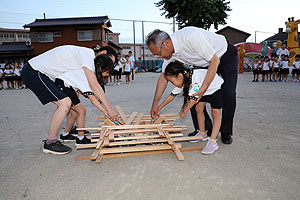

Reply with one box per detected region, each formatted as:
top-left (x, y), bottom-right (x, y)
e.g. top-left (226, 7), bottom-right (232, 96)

top-left (49, 97), bottom-right (72, 138)
top-left (190, 105), bottom-right (199, 132)
top-left (218, 44), bottom-right (238, 144)
top-left (64, 109), bottom-right (78, 133)
top-left (70, 103), bottom-right (86, 137)
top-left (210, 108), bottom-right (221, 140)
top-left (195, 102), bottom-right (207, 134)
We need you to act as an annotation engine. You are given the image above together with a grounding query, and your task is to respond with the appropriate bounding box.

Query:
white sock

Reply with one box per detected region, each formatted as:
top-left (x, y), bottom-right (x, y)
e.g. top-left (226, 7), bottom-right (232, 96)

top-left (77, 135), bottom-right (84, 140)
top-left (62, 131), bottom-right (69, 136)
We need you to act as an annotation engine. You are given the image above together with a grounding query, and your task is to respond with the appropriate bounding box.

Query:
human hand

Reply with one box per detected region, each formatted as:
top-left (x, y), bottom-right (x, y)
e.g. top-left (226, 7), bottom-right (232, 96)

top-left (192, 92), bottom-right (203, 103)
top-left (150, 104), bottom-right (160, 119)
top-left (107, 108), bottom-right (118, 121)
top-left (179, 110), bottom-right (186, 119)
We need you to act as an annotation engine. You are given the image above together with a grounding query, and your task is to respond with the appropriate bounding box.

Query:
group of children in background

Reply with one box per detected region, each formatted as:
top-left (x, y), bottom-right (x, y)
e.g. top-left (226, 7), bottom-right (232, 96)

top-left (105, 51), bottom-right (148, 85)
top-left (0, 62), bottom-right (25, 90)
top-left (251, 54), bottom-right (300, 82)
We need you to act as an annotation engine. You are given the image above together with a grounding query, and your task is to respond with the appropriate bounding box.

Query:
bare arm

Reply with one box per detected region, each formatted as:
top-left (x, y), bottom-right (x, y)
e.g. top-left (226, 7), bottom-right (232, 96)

top-left (179, 99), bottom-right (197, 118)
top-left (150, 73), bottom-right (168, 118)
top-left (83, 67), bottom-right (117, 121)
top-left (158, 95), bottom-right (175, 112)
top-left (192, 54), bottom-right (220, 102)
top-left (87, 95), bottom-right (109, 117)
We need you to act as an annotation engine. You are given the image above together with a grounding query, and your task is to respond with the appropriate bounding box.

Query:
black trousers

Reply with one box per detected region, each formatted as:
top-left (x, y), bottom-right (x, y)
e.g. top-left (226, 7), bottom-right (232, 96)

top-left (190, 43), bottom-right (238, 136)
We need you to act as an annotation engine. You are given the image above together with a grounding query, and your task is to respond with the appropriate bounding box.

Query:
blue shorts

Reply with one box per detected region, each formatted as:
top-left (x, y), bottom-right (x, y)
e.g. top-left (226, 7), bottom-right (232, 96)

top-left (21, 63), bottom-right (67, 105)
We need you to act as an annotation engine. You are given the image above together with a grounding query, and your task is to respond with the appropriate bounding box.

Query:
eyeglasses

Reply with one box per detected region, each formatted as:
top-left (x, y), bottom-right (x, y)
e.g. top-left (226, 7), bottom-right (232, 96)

top-left (154, 42), bottom-right (164, 57)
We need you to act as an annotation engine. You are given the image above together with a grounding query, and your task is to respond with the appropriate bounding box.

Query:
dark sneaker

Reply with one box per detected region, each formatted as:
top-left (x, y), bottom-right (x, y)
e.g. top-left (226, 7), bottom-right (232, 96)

top-left (76, 136), bottom-right (91, 145)
top-left (60, 133), bottom-right (76, 142)
top-left (69, 126), bottom-right (89, 135)
top-left (221, 133), bottom-right (233, 144)
top-left (188, 130), bottom-right (199, 136)
top-left (43, 140), bottom-right (72, 155)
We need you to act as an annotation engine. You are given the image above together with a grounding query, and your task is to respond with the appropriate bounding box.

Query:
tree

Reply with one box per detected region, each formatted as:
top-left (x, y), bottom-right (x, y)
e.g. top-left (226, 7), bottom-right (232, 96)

top-left (155, 0), bottom-right (231, 30)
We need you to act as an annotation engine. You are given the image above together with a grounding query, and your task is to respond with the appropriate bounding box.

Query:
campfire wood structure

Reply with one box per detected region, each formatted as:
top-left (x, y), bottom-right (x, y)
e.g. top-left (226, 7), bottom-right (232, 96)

top-left (76, 105), bottom-right (203, 163)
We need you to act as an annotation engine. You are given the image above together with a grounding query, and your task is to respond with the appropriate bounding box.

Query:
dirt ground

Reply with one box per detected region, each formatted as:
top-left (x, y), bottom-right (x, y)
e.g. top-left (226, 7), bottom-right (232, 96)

top-left (0, 72), bottom-right (299, 200)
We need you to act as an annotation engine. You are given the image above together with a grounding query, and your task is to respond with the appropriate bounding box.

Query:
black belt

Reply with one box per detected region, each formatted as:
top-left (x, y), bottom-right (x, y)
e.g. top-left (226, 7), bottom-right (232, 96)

top-left (193, 66), bottom-right (209, 69)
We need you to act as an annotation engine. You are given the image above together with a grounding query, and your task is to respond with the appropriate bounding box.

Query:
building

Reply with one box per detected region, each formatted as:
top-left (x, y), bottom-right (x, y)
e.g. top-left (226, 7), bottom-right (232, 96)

top-left (216, 26), bottom-right (251, 44)
top-left (24, 16), bottom-right (120, 56)
top-left (262, 28), bottom-right (300, 48)
top-left (0, 28), bottom-right (30, 45)
top-left (119, 43), bottom-right (157, 60)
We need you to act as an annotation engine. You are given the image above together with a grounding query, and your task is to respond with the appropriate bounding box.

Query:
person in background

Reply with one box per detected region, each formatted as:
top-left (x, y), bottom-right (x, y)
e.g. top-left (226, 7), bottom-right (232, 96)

top-left (261, 56), bottom-right (270, 82)
top-left (269, 54), bottom-right (275, 81)
top-left (252, 56), bottom-right (260, 82)
top-left (4, 63), bottom-right (14, 89)
top-left (258, 56), bottom-right (264, 81)
top-left (128, 51), bottom-right (135, 81)
top-left (272, 55), bottom-right (281, 81)
top-left (0, 68), bottom-right (3, 90)
top-left (14, 62), bottom-right (24, 89)
top-left (292, 54), bottom-right (300, 82)
top-left (281, 55), bottom-right (290, 82)
top-left (135, 57), bottom-right (148, 72)
top-left (113, 53), bottom-right (122, 86)
top-left (124, 55), bottom-right (132, 84)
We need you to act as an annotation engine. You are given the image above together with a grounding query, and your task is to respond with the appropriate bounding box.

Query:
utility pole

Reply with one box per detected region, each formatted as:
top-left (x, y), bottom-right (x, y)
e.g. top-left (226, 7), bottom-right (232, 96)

top-left (142, 21), bottom-right (145, 66)
top-left (133, 21), bottom-right (136, 62)
top-left (43, 13), bottom-right (46, 19)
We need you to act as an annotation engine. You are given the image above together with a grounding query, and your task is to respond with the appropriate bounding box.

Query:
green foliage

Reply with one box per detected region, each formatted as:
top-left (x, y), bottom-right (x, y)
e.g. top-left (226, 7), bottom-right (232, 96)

top-left (155, 0), bottom-right (231, 30)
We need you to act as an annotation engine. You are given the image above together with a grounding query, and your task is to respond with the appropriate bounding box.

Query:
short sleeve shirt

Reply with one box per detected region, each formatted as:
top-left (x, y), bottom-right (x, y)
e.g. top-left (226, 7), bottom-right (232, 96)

top-left (293, 61), bottom-right (300, 69)
top-left (56, 68), bottom-right (92, 93)
top-left (29, 45), bottom-right (95, 81)
top-left (162, 26), bottom-right (227, 72)
top-left (170, 69), bottom-right (224, 99)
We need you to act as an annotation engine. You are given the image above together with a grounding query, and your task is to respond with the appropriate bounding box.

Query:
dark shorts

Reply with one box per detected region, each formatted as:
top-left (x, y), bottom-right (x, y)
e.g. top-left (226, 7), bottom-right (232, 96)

top-left (283, 68), bottom-right (289, 74)
top-left (0, 77), bottom-right (3, 83)
top-left (112, 70), bottom-right (121, 76)
top-left (124, 71), bottom-right (131, 75)
top-left (199, 89), bottom-right (223, 109)
top-left (21, 63), bottom-right (68, 105)
top-left (292, 69), bottom-right (298, 75)
top-left (55, 79), bottom-right (80, 106)
top-left (14, 75), bottom-right (22, 81)
top-left (5, 76), bottom-right (14, 81)
top-left (273, 68), bottom-right (279, 73)
top-left (262, 70), bottom-right (269, 74)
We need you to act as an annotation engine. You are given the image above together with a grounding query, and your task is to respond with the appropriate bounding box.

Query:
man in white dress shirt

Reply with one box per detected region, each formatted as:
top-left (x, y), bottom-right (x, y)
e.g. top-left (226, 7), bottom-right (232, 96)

top-left (146, 27), bottom-right (238, 144)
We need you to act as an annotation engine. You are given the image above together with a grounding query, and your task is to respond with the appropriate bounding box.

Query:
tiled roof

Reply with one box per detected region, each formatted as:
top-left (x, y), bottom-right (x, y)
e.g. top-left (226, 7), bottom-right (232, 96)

top-left (24, 16), bottom-right (111, 28)
top-left (216, 26), bottom-right (251, 37)
top-left (0, 42), bottom-right (32, 52)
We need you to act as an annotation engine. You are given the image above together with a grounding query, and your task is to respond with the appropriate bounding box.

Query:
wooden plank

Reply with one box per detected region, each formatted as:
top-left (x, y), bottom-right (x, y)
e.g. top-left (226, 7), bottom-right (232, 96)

top-left (153, 117), bottom-right (164, 124)
top-left (115, 105), bottom-right (127, 122)
top-left (135, 113), bottom-right (143, 125)
top-left (125, 112), bottom-right (137, 125)
top-left (76, 147), bottom-right (204, 161)
top-left (78, 124), bottom-right (186, 131)
top-left (109, 131), bottom-right (114, 141)
top-left (95, 154), bottom-right (103, 163)
top-left (100, 143), bottom-right (182, 154)
top-left (104, 118), bottom-right (116, 126)
top-left (162, 128), bottom-right (184, 161)
top-left (97, 113), bottom-right (178, 120)
top-left (91, 127), bottom-right (186, 137)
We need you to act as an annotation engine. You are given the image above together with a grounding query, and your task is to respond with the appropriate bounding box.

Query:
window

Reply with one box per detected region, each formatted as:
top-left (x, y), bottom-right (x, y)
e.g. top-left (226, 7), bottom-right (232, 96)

top-left (108, 37), bottom-right (113, 41)
top-left (0, 33), bottom-right (3, 39)
top-left (54, 32), bottom-right (61, 37)
top-left (38, 32), bottom-right (53, 42)
top-left (122, 46), bottom-right (131, 49)
top-left (77, 30), bottom-right (92, 41)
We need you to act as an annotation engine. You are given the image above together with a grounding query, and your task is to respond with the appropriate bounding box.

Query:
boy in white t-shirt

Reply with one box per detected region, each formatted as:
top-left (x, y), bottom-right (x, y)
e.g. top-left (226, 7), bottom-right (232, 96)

top-left (159, 61), bottom-right (223, 154)
top-left (0, 68), bottom-right (3, 90)
top-left (21, 45), bottom-right (118, 155)
top-left (128, 51), bottom-right (135, 80)
top-left (292, 54), bottom-right (300, 82)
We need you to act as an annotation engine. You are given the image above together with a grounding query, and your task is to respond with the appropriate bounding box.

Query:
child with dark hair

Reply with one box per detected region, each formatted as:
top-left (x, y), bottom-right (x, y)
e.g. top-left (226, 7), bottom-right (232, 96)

top-left (21, 45), bottom-right (118, 155)
top-left (124, 55), bottom-right (132, 84)
top-left (281, 55), bottom-right (290, 82)
top-left (252, 56), bottom-right (260, 82)
top-left (272, 55), bottom-right (280, 81)
top-left (162, 61), bottom-right (224, 154)
top-left (4, 63), bottom-right (14, 89)
top-left (261, 56), bottom-right (270, 82)
top-left (292, 54), bottom-right (300, 82)
top-left (269, 55), bottom-right (275, 81)
top-left (113, 53), bottom-right (122, 86)
top-left (258, 56), bottom-right (264, 81)
top-left (0, 68), bottom-right (3, 90)
top-left (55, 53), bottom-right (114, 144)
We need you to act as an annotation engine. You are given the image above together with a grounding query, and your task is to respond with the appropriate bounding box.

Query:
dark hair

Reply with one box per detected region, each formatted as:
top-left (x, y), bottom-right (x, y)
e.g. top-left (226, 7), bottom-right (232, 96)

top-left (264, 56), bottom-right (269, 60)
top-left (255, 56), bottom-right (259, 59)
top-left (295, 54), bottom-right (300, 58)
top-left (92, 45), bottom-right (118, 64)
top-left (164, 61), bottom-right (191, 109)
top-left (94, 54), bottom-right (114, 91)
top-left (128, 51), bottom-right (132, 54)
top-left (125, 55), bottom-right (129, 58)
